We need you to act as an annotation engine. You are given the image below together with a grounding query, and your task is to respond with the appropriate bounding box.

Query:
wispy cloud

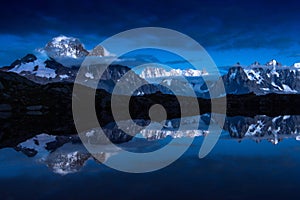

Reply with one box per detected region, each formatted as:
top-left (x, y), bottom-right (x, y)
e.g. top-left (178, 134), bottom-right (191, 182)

top-left (0, 0), bottom-right (299, 66)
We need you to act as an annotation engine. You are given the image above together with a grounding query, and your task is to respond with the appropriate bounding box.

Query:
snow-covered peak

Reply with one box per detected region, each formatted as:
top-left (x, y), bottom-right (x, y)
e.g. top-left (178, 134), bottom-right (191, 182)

top-left (270, 59), bottom-right (277, 66)
top-left (224, 63), bottom-right (300, 95)
top-left (43, 35), bottom-right (113, 59)
top-left (139, 66), bottom-right (208, 78)
top-left (225, 115), bottom-right (300, 145)
top-left (89, 45), bottom-right (112, 57)
top-left (41, 36), bottom-right (114, 67)
top-left (44, 35), bottom-right (89, 59)
top-left (293, 62), bottom-right (300, 68)
top-left (52, 35), bottom-right (76, 44)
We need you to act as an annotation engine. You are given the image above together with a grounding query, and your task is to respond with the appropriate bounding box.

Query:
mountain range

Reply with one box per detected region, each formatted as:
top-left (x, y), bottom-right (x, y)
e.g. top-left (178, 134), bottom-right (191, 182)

top-left (1, 35), bottom-right (300, 97)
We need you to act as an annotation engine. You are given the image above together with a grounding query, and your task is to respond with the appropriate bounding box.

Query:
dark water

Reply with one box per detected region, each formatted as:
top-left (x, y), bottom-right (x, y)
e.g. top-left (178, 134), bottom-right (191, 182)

top-left (1, 115), bottom-right (300, 199)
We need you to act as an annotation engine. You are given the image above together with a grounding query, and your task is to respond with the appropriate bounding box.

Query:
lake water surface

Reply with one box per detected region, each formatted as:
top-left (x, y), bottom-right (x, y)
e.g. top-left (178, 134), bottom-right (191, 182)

top-left (1, 115), bottom-right (300, 199)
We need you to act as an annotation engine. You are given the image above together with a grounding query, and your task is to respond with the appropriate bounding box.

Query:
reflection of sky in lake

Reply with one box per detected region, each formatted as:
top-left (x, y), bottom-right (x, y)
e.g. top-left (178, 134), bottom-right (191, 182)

top-left (1, 136), bottom-right (300, 199)
top-left (1, 112), bottom-right (300, 198)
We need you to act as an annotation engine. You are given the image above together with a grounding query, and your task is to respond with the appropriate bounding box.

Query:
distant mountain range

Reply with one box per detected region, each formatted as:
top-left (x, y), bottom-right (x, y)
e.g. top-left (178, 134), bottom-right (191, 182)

top-left (1, 35), bottom-right (300, 97)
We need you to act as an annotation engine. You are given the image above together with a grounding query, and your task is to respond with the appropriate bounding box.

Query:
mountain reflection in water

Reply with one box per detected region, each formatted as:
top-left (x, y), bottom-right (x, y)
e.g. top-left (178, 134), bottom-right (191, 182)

top-left (1, 114), bottom-right (300, 175)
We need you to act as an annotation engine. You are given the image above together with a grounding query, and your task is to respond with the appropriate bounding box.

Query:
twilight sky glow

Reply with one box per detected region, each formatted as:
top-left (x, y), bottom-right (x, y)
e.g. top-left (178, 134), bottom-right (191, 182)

top-left (0, 0), bottom-right (299, 67)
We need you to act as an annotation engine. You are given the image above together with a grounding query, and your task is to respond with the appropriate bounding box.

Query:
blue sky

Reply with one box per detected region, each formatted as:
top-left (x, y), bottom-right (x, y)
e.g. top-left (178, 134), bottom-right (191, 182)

top-left (0, 0), bottom-right (299, 67)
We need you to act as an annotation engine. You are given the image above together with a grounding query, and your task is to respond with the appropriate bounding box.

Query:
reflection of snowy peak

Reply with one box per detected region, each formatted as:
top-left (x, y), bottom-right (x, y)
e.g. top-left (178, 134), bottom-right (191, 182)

top-left (16, 133), bottom-right (56, 157)
top-left (89, 115), bottom-right (300, 145)
top-left (140, 67), bottom-right (208, 78)
top-left (224, 115), bottom-right (300, 144)
top-left (44, 35), bottom-right (89, 58)
top-left (45, 144), bottom-right (90, 175)
top-left (10, 114), bottom-right (300, 175)
top-left (135, 114), bottom-right (300, 145)
top-left (16, 134), bottom-right (91, 175)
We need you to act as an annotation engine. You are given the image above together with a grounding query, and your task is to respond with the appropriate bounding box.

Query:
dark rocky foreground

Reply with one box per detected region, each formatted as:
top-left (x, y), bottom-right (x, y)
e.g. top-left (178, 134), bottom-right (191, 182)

top-left (1, 70), bottom-right (300, 148)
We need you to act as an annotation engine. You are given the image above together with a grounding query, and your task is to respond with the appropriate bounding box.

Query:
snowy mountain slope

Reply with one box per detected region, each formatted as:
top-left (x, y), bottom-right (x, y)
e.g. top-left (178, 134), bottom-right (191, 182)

top-left (3, 53), bottom-right (77, 84)
top-left (138, 61), bottom-right (300, 96)
top-left (44, 35), bottom-right (89, 58)
top-left (222, 65), bottom-right (300, 95)
top-left (140, 66), bottom-right (208, 78)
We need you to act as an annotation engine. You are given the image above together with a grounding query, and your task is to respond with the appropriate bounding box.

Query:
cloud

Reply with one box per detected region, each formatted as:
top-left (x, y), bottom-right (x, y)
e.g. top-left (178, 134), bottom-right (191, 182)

top-left (0, 33), bottom-right (54, 65)
top-left (164, 60), bottom-right (189, 65)
top-left (0, 0), bottom-right (299, 66)
top-left (1, 0), bottom-right (299, 37)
